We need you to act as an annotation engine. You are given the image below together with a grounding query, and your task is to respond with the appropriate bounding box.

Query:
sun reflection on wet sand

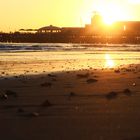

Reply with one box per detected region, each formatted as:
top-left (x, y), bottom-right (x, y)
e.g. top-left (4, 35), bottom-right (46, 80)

top-left (1, 50), bottom-right (140, 76)
top-left (105, 54), bottom-right (115, 68)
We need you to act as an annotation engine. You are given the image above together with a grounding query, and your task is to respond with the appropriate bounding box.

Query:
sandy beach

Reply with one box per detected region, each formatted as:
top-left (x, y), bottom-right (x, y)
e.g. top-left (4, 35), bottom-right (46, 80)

top-left (0, 51), bottom-right (140, 140)
top-left (1, 0), bottom-right (140, 138)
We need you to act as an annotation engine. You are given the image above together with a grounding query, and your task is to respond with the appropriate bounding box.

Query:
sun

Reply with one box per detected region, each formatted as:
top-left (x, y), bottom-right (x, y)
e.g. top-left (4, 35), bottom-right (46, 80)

top-left (103, 16), bottom-right (115, 25)
top-left (94, 2), bottom-right (127, 25)
top-left (81, 1), bottom-right (130, 27)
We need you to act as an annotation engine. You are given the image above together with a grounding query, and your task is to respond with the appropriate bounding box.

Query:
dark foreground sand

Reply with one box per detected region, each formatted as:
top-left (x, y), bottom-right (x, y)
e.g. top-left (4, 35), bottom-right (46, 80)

top-left (0, 64), bottom-right (140, 140)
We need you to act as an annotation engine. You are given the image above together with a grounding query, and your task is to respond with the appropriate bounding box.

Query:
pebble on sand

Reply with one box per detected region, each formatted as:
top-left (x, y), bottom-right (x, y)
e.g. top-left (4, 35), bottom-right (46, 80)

top-left (86, 78), bottom-right (98, 84)
top-left (41, 82), bottom-right (52, 87)
top-left (31, 112), bottom-right (40, 117)
top-left (106, 91), bottom-right (118, 100)
top-left (5, 90), bottom-right (18, 97)
top-left (76, 73), bottom-right (89, 78)
top-left (41, 100), bottom-right (52, 107)
top-left (132, 83), bottom-right (136, 86)
top-left (48, 74), bottom-right (57, 78)
top-left (17, 108), bottom-right (25, 113)
top-left (123, 88), bottom-right (132, 96)
top-left (22, 112), bottom-right (40, 117)
top-left (69, 92), bottom-right (76, 97)
top-left (0, 93), bottom-right (8, 100)
top-left (114, 69), bottom-right (120, 73)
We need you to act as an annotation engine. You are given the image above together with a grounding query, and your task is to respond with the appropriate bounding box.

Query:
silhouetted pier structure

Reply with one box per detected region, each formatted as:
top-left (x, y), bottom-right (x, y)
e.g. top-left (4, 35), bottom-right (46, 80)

top-left (0, 13), bottom-right (140, 44)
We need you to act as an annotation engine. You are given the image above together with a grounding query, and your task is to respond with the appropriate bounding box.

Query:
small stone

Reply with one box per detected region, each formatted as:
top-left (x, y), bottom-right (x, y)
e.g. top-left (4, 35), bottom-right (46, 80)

top-left (48, 74), bottom-right (56, 78)
top-left (20, 112), bottom-right (39, 117)
top-left (123, 88), bottom-right (132, 96)
top-left (106, 91), bottom-right (118, 100)
top-left (0, 93), bottom-right (8, 100)
top-left (31, 112), bottom-right (39, 117)
top-left (69, 92), bottom-right (76, 97)
top-left (5, 90), bottom-right (17, 97)
top-left (24, 112), bottom-right (39, 117)
top-left (76, 73), bottom-right (89, 78)
top-left (132, 83), bottom-right (136, 86)
top-left (17, 108), bottom-right (25, 113)
top-left (41, 100), bottom-right (52, 107)
top-left (86, 78), bottom-right (98, 84)
top-left (41, 82), bottom-right (52, 87)
top-left (114, 70), bottom-right (120, 73)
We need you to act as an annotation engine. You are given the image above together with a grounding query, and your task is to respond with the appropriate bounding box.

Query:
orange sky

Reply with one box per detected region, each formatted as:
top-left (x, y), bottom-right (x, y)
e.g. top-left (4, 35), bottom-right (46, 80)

top-left (0, 0), bottom-right (140, 32)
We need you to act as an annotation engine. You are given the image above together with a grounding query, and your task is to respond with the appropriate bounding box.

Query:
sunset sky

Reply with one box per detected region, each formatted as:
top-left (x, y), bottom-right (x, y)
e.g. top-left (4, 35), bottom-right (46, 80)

top-left (0, 0), bottom-right (140, 32)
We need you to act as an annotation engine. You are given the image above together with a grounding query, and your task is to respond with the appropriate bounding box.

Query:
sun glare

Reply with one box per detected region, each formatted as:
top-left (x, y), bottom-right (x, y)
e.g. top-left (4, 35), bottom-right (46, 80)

top-left (93, 2), bottom-right (127, 25)
top-left (105, 54), bottom-right (115, 68)
top-left (103, 17), bottom-right (115, 25)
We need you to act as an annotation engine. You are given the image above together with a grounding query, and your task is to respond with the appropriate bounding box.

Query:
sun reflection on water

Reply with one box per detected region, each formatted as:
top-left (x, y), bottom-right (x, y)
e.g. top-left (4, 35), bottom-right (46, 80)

top-left (105, 54), bottom-right (115, 68)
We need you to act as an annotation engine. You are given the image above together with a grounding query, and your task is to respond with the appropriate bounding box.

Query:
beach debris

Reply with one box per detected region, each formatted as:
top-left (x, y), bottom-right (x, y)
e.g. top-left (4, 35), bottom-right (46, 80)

top-left (106, 91), bottom-right (118, 100)
top-left (69, 92), bottom-right (76, 97)
top-left (5, 90), bottom-right (18, 97)
top-left (123, 88), bottom-right (132, 96)
top-left (76, 73), bottom-right (89, 79)
top-left (0, 92), bottom-right (8, 100)
top-left (21, 112), bottom-right (40, 118)
top-left (17, 108), bottom-right (25, 113)
top-left (0, 89), bottom-right (9, 100)
top-left (94, 75), bottom-right (98, 78)
top-left (48, 74), bottom-right (57, 78)
top-left (1, 72), bottom-right (5, 75)
top-left (31, 112), bottom-right (40, 117)
top-left (114, 69), bottom-right (120, 73)
top-left (132, 83), bottom-right (136, 86)
top-left (125, 68), bottom-right (132, 72)
top-left (66, 71), bottom-right (70, 74)
top-left (27, 112), bottom-right (40, 117)
top-left (86, 78), bottom-right (98, 84)
top-left (41, 82), bottom-right (52, 87)
top-left (41, 100), bottom-right (52, 107)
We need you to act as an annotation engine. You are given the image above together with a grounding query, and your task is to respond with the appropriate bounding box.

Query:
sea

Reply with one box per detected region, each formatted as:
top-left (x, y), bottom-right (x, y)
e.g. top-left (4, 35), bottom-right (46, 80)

top-left (0, 43), bottom-right (140, 52)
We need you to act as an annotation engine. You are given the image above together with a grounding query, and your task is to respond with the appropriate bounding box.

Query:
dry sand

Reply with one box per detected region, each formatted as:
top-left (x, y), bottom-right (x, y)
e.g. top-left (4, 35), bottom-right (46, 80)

top-left (0, 61), bottom-right (140, 140)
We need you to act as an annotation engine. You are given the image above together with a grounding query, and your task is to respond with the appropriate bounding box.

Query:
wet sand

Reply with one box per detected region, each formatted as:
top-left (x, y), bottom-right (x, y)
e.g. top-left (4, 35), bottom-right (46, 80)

top-left (0, 61), bottom-right (140, 140)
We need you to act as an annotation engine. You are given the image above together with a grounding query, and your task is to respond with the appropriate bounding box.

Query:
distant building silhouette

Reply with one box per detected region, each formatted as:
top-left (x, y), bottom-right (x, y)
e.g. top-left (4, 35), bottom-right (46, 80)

top-left (19, 12), bottom-right (140, 36)
top-left (38, 25), bottom-right (61, 33)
